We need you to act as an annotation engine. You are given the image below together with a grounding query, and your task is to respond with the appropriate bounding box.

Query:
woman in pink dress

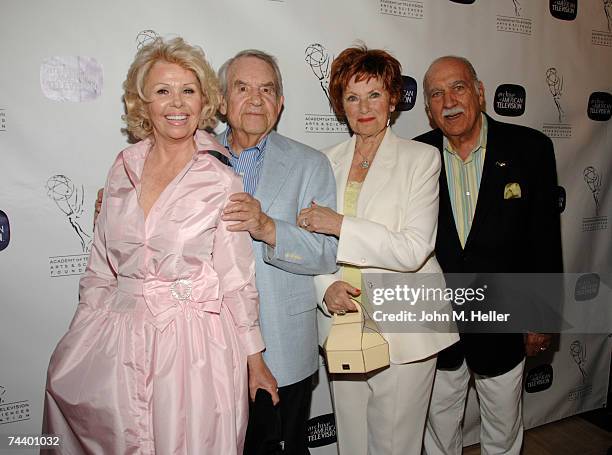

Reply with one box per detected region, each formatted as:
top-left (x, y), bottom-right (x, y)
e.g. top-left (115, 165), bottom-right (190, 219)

top-left (43, 37), bottom-right (267, 454)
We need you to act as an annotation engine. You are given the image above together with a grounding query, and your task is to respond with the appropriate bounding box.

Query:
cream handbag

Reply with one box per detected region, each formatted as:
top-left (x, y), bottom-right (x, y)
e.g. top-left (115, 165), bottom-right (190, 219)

top-left (324, 300), bottom-right (390, 374)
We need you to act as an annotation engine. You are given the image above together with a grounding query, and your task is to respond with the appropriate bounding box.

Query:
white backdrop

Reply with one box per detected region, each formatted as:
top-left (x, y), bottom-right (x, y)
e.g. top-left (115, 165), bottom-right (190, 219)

top-left (1, 1), bottom-right (611, 453)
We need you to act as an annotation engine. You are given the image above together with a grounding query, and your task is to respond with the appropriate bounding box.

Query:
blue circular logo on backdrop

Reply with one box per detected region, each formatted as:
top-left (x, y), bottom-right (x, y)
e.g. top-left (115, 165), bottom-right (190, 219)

top-left (0, 210), bottom-right (10, 251)
top-left (549, 0), bottom-right (577, 21)
top-left (494, 84), bottom-right (526, 117)
top-left (307, 413), bottom-right (337, 448)
top-left (574, 273), bottom-right (600, 302)
top-left (397, 75), bottom-right (418, 112)
top-left (525, 364), bottom-right (554, 393)
top-left (556, 186), bottom-right (566, 213)
top-left (587, 92), bottom-right (612, 121)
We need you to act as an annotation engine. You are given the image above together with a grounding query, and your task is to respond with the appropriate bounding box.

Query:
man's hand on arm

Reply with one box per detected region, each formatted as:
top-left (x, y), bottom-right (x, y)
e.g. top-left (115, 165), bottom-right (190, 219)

top-left (94, 188), bottom-right (104, 226)
top-left (222, 192), bottom-right (276, 246)
top-left (297, 202), bottom-right (343, 237)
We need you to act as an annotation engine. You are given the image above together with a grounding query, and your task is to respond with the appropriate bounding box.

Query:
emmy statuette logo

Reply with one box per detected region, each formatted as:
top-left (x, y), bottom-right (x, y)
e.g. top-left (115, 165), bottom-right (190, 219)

top-left (304, 43), bottom-right (348, 134)
top-left (136, 30), bottom-right (159, 49)
top-left (605, 0), bottom-right (612, 30)
top-left (592, 1), bottom-right (612, 46)
top-left (305, 43), bottom-right (331, 104)
top-left (581, 166), bottom-right (608, 232)
top-left (46, 175), bottom-right (92, 277)
top-left (542, 68), bottom-right (572, 139)
top-left (496, 0), bottom-right (532, 34)
top-left (569, 340), bottom-right (587, 383)
top-left (567, 339), bottom-right (594, 401)
top-left (583, 167), bottom-right (602, 217)
top-left (46, 175), bottom-right (92, 253)
top-left (546, 68), bottom-right (564, 124)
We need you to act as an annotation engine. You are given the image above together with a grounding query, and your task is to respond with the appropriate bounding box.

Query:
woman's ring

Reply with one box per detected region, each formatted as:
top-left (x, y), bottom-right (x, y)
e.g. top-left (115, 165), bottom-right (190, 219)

top-left (540, 346), bottom-right (546, 351)
top-left (337, 309), bottom-right (346, 316)
top-left (302, 218), bottom-right (309, 228)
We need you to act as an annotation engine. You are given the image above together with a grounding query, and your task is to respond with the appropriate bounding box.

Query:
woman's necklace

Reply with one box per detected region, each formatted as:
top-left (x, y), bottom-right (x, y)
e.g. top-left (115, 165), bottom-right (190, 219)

top-left (355, 147), bottom-right (373, 169)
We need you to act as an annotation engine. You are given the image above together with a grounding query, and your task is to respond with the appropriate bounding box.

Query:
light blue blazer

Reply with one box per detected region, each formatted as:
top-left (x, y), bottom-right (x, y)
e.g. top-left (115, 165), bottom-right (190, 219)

top-left (251, 131), bottom-right (338, 387)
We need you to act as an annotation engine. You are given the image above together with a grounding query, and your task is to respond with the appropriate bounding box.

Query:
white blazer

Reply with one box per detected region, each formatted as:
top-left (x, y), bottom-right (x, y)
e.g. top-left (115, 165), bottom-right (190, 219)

top-left (315, 128), bottom-right (458, 364)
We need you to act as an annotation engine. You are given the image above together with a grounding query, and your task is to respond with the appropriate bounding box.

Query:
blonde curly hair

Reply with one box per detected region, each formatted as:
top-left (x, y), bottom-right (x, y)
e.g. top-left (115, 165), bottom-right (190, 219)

top-left (123, 37), bottom-right (220, 140)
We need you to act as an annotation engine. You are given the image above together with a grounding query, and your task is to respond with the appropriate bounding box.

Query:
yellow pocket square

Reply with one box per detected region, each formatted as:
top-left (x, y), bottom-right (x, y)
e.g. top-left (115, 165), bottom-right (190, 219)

top-left (504, 182), bottom-right (522, 199)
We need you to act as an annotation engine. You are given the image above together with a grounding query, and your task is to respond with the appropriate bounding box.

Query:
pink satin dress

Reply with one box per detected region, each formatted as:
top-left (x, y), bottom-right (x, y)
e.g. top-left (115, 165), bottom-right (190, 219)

top-left (43, 131), bottom-right (264, 455)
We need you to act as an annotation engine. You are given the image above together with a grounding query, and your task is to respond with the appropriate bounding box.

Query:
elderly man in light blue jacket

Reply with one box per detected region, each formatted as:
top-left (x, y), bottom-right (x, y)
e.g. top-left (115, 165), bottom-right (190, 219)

top-left (218, 49), bottom-right (338, 455)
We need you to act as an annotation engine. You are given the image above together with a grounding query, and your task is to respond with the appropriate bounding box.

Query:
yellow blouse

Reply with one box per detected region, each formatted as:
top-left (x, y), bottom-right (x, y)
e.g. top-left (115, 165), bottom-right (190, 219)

top-left (342, 181), bottom-right (363, 302)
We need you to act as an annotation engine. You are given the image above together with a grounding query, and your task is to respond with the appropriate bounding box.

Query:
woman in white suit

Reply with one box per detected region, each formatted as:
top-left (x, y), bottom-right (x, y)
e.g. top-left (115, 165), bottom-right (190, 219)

top-left (297, 45), bottom-right (458, 455)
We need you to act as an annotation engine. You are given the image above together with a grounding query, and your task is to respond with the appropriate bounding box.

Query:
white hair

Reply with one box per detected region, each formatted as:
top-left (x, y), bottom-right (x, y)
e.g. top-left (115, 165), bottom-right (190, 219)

top-left (218, 49), bottom-right (284, 98)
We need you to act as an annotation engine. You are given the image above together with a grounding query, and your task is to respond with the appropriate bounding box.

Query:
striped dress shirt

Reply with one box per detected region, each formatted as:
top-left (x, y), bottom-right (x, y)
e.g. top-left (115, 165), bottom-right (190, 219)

top-left (443, 114), bottom-right (488, 247)
top-left (221, 127), bottom-right (268, 196)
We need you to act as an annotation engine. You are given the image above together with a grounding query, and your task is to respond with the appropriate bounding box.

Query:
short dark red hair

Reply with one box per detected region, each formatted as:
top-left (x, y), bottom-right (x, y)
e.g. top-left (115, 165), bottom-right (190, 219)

top-left (329, 45), bottom-right (403, 122)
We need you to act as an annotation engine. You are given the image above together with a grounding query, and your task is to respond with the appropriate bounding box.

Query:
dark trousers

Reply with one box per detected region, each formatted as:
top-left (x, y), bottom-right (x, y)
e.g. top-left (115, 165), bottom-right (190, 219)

top-left (244, 374), bottom-right (313, 455)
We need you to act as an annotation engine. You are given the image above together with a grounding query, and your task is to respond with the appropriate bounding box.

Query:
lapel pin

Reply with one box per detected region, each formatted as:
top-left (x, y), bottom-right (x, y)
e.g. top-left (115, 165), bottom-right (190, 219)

top-left (495, 161), bottom-right (508, 168)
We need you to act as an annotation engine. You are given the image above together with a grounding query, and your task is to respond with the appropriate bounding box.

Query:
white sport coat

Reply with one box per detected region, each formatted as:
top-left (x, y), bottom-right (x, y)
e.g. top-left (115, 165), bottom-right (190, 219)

top-left (315, 128), bottom-right (458, 364)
